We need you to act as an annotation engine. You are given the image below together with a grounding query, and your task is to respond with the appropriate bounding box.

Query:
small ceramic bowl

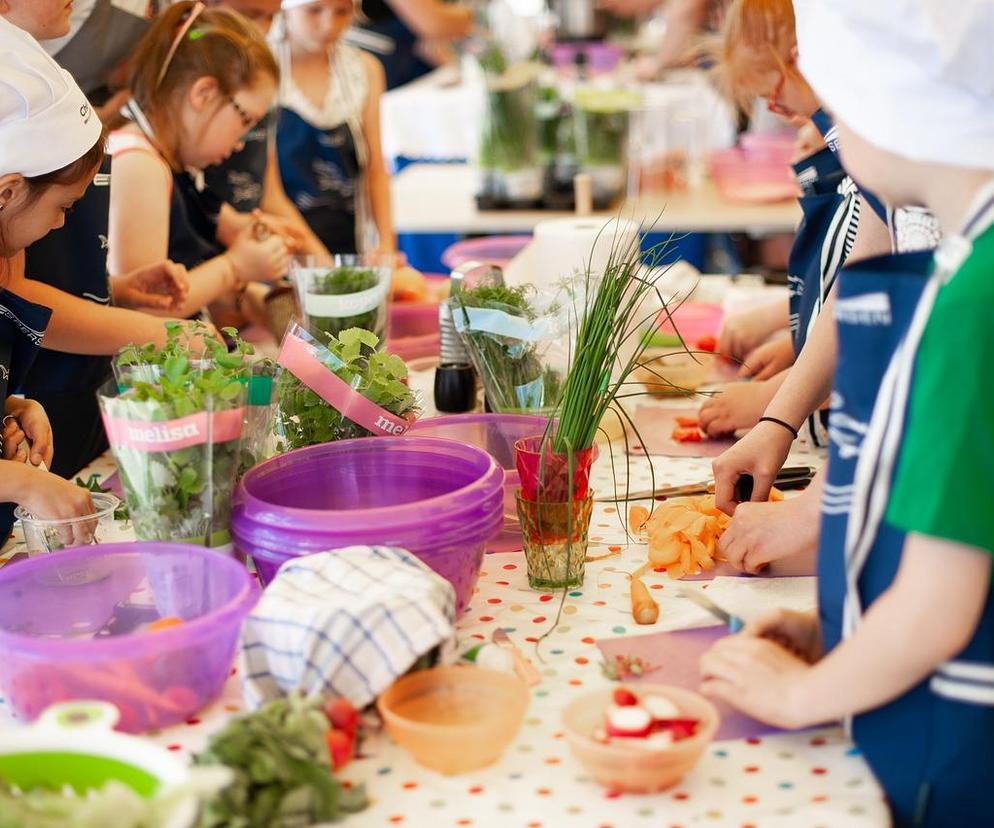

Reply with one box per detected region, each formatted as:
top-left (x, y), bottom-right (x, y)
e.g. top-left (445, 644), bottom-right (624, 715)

top-left (635, 348), bottom-right (714, 395)
top-left (377, 665), bottom-right (530, 774)
top-left (563, 684), bottom-right (719, 793)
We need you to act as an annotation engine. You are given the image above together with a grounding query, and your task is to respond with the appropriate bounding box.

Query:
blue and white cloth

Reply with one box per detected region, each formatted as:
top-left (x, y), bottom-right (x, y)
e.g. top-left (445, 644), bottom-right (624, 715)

top-left (239, 546), bottom-right (456, 709)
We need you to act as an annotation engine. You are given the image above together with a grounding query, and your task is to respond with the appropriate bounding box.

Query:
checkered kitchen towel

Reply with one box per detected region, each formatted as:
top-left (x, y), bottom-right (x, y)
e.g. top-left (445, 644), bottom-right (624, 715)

top-left (239, 546), bottom-right (457, 709)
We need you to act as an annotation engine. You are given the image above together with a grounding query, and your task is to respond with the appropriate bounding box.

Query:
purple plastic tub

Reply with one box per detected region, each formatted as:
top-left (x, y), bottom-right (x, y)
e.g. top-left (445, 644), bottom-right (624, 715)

top-left (408, 414), bottom-right (551, 553)
top-left (231, 437), bottom-right (504, 612)
top-left (0, 542), bottom-right (259, 732)
top-left (441, 235), bottom-right (531, 272)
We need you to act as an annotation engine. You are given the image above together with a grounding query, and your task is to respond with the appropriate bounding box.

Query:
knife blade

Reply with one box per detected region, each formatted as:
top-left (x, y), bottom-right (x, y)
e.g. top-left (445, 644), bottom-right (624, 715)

top-left (679, 588), bottom-right (744, 633)
top-left (596, 465), bottom-right (813, 503)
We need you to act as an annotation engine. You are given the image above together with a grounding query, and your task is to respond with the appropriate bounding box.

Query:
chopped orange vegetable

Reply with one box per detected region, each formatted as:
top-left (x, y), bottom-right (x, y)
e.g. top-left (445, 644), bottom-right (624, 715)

top-left (630, 577), bottom-right (659, 625)
top-left (671, 425), bottom-right (704, 443)
top-left (675, 416), bottom-right (699, 428)
top-left (147, 616), bottom-right (184, 633)
top-left (629, 504), bottom-right (650, 536)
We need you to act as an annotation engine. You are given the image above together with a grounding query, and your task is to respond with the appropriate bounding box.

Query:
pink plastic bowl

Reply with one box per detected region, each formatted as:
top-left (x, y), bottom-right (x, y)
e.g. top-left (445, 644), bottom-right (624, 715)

top-left (441, 235), bottom-right (531, 271)
top-left (388, 301), bottom-right (440, 361)
top-left (0, 542), bottom-right (259, 732)
top-left (231, 437), bottom-right (505, 612)
top-left (709, 148), bottom-right (798, 204)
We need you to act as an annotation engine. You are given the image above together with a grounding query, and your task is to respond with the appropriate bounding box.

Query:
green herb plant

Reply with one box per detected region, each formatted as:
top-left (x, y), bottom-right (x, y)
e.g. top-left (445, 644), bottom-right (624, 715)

top-left (75, 473), bottom-right (130, 521)
top-left (299, 265), bottom-right (387, 342)
top-left (452, 282), bottom-right (565, 414)
top-left (477, 43), bottom-right (541, 176)
top-left (194, 694), bottom-right (368, 828)
top-left (273, 327), bottom-right (419, 451)
top-left (102, 321), bottom-right (252, 547)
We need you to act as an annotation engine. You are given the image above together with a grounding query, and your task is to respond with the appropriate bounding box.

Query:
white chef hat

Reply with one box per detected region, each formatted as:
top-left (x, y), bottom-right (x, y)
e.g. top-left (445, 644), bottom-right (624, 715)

top-left (796, 0), bottom-right (994, 170)
top-left (280, 0), bottom-right (358, 9)
top-left (0, 16), bottom-right (103, 178)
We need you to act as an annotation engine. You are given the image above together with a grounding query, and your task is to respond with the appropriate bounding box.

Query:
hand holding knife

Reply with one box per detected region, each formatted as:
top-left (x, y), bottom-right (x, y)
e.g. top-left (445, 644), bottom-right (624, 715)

top-left (596, 466), bottom-right (813, 503)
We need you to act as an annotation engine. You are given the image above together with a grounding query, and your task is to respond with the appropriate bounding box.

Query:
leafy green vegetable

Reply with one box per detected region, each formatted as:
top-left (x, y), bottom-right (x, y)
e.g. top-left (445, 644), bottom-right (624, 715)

top-left (478, 45), bottom-right (540, 174)
top-left (300, 266), bottom-right (387, 342)
top-left (453, 283), bottom-right (564, 414)
top-left (273, 327), bottom-right (419, 451)
top-left (75, 473), bottom-right (129, 521)
top-left (193, 695), bottom-right (368, 828)
top-left (102, 322), bottom-right (252, 547)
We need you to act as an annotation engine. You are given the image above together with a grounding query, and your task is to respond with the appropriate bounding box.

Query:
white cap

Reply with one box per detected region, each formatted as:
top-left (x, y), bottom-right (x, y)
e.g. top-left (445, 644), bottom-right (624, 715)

top-left (281, 0), bottom-right (318, 8)
top-left (0, 16), bottom-right (102, 177)
top-left (796, 0), bottom-right (994, 170)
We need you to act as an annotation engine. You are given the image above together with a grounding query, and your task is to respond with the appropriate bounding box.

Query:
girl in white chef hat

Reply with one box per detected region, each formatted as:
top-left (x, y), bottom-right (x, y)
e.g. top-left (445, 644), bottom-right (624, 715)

top-left (0, 15), bottom-right (114, 534)
top-left (701, 3), bottom-right (994, 824)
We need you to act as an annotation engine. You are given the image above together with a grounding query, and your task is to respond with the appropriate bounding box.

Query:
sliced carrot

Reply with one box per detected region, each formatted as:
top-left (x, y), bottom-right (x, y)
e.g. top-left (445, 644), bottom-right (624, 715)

top-left (629, 505), bottom-right (650, 535)
top-left (671, 426), bottom-right (704, 443)
top-left (675, 416), bottom-right (699, 428)
top-left (147, 616), bottom-right (184, 633)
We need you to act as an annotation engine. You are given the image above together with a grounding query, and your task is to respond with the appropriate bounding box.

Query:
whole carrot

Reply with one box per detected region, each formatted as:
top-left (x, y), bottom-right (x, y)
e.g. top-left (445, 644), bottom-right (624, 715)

top-left (630, 576), bottom-right (659, 625)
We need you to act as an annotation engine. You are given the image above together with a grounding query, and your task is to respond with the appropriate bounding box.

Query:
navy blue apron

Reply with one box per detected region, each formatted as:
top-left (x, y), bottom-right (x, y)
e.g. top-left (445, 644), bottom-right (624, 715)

top-left (0, 290), bottom-right (52, 539)
top-left (357, 0), bottom-right (432, 90)
top-left (276, 107), bottom-right (360, 255)
top-left (786, 146), bottom-right (859, 446)
top-left (811, 108), bottom-right (889, 227)
top-left (819, 233), bottom-right (994, 825)
top-left (202, 110), bottom-right (275, 217)
top-left (21, 155), bottom-right (114, 477)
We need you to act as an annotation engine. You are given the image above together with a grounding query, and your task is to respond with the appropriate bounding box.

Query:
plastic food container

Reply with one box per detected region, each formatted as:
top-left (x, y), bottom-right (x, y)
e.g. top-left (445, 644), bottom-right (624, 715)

top-left (0, 542), bottom-right (259, 732)
top-left (388, 300), bottom-right (440, 362)
top-left (563, 684), bottom-right (719, 793)
top-left (407, 413), bottom-right (550, 553)
top-left (708, 148), bottom-right (799, 204)
top-left (15, 492), bottom-right (126, 556)
top-left (377, 665), bottom-right (529, 774)
top-left (0, 701), bottom-right (199, 828)
top-left (441, 235), bottom-right (531, 271)
top-left (232, 437), bottom-right (504, 611)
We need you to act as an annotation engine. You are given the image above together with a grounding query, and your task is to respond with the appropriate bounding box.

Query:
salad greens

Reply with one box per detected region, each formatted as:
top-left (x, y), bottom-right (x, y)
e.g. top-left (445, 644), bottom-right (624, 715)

top-left (101, 322), bottom-right (251, 547)
top-left (75, 473), bottom-right (129, 521)
top-left (193, 695), bottom-right (368, 828)
top-left (274, 327), bottom-right (418, 451)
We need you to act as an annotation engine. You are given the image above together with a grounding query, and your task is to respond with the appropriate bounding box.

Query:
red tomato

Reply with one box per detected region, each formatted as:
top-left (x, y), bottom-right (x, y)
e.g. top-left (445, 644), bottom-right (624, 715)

top-left (696, 335), bottom-right (717, 353)
top-left (325, 728), bottom-right (354, 770)
top-left (612, 687), bottom-right (639, 707)
top-left (671, 426), bottom-right (704, 443)
top-left (653, 718), bottom-right (700, 741)
top-left (323, 697), bottom-right (359, 737)
top-left (675, 416), bottom-right (699, 428)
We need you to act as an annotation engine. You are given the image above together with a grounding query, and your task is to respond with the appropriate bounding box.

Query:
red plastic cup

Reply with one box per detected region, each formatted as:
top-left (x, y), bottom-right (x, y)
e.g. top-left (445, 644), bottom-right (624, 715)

top-left (514, 435), bottom-right (597, 503)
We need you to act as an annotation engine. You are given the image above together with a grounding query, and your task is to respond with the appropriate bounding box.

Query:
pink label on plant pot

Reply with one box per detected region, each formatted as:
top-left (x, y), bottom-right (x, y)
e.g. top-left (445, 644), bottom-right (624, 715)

top-left (277, 330), bottom-right (413, 436)
top-left (102, 407), bottom-right (244, 452)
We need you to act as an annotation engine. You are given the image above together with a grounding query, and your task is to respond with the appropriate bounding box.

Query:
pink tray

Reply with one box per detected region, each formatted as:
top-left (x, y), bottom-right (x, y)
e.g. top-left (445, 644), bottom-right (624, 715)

top-left (441, 235), bottom-right (531, 271)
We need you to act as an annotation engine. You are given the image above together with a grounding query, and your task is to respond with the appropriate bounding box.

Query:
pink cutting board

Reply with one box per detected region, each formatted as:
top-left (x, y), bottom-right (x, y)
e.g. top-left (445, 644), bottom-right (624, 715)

top-left (597, 626), bottom-right (791, 741)
top-left (626, 406), bottom-right (735, 458)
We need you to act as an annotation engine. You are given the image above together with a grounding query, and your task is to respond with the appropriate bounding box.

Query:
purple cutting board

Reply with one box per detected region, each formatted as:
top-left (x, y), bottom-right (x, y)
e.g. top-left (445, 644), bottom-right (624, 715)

top-left (597, 626), bottom-right (789, 741)
top-left (626, 406), bottom-right (736, 458)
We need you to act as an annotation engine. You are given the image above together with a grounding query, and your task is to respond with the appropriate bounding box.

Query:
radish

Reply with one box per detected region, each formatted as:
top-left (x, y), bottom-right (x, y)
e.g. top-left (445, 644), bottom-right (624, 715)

top-left (643, 694), bottom-right (680, 721)
top-left (604, 704), bottom-right (653, 738)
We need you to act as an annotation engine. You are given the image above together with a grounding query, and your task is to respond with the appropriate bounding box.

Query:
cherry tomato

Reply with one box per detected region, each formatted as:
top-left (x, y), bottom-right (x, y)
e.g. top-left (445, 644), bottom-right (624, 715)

top-left (612, 687), bottom-right (639, 707)
top-left (323, 697), bottom-right (359, 737)
top-left (696, 335), bottom-right (717, 353)
top-left (325, 728), bottom-right (354, 770)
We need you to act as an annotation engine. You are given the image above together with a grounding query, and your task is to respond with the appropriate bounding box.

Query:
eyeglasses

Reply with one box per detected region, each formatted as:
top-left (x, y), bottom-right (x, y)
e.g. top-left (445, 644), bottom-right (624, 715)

top-left (225, 93), bottom-right (257, 130)
top-left (766, 69), bottom-right (790, 117)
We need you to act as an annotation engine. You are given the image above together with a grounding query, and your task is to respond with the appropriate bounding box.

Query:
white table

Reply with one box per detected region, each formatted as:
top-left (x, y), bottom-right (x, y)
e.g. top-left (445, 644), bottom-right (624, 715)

top-left (392, 164), bottom-right (801, 236)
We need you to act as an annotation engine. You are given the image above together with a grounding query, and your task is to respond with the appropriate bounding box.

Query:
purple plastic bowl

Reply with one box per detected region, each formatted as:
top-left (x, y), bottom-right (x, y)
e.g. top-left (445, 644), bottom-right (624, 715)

top-left (0, 542), bottom-right (259, 732)
top-left (441, 235), bottom-right (531, 271)
top-left (232, 437), bottom-right (505, 611)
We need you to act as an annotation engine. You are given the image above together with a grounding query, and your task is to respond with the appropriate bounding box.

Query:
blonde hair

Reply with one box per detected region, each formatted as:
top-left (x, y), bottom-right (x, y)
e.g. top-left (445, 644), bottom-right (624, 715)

top-left (125, 1), bottom-right (279, 169)
top-left (708, 0), bottom-right (798, 114)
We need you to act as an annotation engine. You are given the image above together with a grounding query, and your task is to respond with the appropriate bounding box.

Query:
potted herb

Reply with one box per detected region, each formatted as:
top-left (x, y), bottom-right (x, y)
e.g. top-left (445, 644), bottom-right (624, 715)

top-left (98, 322), bottom-right (251, 550)
top-left (515, 225), bottom-right (679, 588)
top-left (477, 43), bottom-right (543, 204)
top-left (450, 281), bottom-right (569, 414)
top-left (290, 254), bottom-right (391, 344)
top-left (273, 322), bottom-right (419, 452)
top-left (573, 87), bottom-right (641, 203)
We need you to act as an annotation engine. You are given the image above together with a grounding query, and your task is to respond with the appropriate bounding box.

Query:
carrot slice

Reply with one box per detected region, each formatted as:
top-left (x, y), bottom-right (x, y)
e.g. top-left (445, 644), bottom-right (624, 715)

top-left (676, 416), bottom-right (699, 428)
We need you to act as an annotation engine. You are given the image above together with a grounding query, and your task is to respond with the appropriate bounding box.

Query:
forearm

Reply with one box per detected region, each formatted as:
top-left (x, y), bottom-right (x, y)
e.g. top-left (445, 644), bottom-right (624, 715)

top-left (368, 165), bottom-right (396, 252)
top-left (763, 289), bottom-right (837, 427)
top-left (791, 533), bottom-right (989, 725)
top-left (217, 203), bottom-right (252, 249)
top-left (9, 276), bottom-right (172, 353)
top-left (0, 461), bottom-right (37, 504)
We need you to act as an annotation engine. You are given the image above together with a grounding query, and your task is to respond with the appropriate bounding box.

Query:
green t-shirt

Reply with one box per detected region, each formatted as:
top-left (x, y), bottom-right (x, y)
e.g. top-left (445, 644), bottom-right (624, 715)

top-left (887, 225), bottom-right (994, 555)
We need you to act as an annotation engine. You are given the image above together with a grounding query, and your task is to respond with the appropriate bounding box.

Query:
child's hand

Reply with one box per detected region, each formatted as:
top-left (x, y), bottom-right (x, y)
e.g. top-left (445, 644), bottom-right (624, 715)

top-left (742, 608), bottom-right (822, 663)
top-left (253, 212), bottom-right (306, 253)
top-left (700, 634), bottom-right (814, 729)
top-left (718, 305), bottom-right (787, 361)
top-left (1, 416), bottom-right (26, 461)
top-left (113, 260), bottom-right (190, 311)
top-left (738, 335), bottom-right (795, 380)
top-left (698, 380), bottom-right (776, 436)
top-left (227, 222), bottom-right (290, 284)
top-left (712, 420), bottom-right (796, 515)
top-left (719, 493), bottom-right (819, 574)
top-left (4, 399), bottom-right (53, 466)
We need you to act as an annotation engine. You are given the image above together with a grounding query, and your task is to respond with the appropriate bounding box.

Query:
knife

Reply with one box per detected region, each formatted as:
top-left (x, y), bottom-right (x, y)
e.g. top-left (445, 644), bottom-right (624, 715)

top-left (679, 588), bottom-right (744, 633)
top-left (492, 628), bottom-right (541, 687)
top-left (596, 465), bottom-right (813, 502)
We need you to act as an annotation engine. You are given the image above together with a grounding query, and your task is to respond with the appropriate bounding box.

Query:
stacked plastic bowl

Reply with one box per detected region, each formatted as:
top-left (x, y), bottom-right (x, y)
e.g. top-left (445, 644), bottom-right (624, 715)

top-left (231, 437), bottom-right (504, 612)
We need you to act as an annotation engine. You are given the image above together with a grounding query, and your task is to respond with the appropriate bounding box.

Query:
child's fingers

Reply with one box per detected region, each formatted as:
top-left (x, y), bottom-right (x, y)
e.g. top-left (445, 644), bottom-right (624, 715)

top-left (700, 677), bottom-right (738, 705)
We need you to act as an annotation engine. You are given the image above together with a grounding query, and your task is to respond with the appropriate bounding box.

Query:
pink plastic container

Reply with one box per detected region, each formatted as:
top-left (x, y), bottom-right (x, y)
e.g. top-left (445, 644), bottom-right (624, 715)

top-left (709, 148), bottom-right (798, 204)
top-left (0, 543), bottom-right (259, 732)
top-left (657, 302), bottom-right (725, 345)
top-left (408, 414), bottom-right (551, 553)
top-left (388, 300), bottom-right (440, 361)
top-left (231, 437), bottom-right (504, 612)
top-left (441, 235), bottom-right (531, 272)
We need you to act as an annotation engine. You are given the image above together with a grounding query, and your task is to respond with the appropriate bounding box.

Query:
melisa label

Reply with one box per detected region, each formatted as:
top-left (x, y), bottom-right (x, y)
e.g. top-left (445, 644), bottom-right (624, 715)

top-left (277, 330), bottom-right (412, 436)
top-left (102, 408), bottom-right (244, 452)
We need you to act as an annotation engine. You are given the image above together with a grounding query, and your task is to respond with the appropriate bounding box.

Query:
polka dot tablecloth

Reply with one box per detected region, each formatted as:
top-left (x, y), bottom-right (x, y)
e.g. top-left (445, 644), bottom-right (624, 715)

top-left (0, 428), bottom-right (888, 828)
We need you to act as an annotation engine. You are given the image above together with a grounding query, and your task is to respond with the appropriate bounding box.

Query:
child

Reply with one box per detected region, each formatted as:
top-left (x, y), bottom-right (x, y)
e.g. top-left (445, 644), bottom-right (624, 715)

top-left (0, 16), bottom-right (118, 536)
top-left (702, 3), bottom-right (994, 824)
top-left (108, 1), bottom-right (291, 317)
top-left (275, 0), bottom-right (396, 255)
